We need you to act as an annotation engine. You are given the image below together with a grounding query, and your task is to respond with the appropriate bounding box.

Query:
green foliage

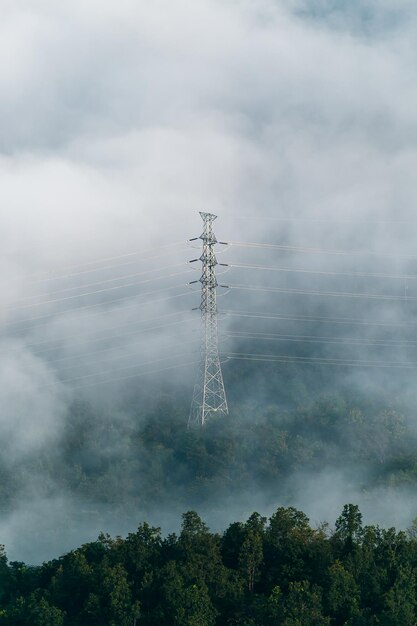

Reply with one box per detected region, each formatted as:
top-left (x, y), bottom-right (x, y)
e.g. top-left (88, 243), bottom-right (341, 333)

top-left (4, 391), bottom-right (416, 526)
top-left (1, 504), bottom-right (417, 624)
top-left (100, 562), bottom-right (139, 626)
top-left (238, 528), bottom-right (263, 592)
top-left (3, 388), bottom-right (417, 624)
top-left (326, 560), bottom-right (360, 622)
top-left (335, 504), bottom-right (363, 544)
top-left (4, 593), bottom-right (65, 626)
top-left (279, 581), bottom-right (330, 626)
top-left (380, 565), bottom-right (416, 626)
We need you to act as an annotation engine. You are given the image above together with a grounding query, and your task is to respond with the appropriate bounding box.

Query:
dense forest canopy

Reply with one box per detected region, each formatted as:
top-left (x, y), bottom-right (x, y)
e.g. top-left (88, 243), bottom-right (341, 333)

top-left (1, 503), bottom-right (417, 625)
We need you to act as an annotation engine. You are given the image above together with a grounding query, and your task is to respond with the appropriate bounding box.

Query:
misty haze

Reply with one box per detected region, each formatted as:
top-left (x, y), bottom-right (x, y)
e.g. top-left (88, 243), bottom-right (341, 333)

top-left (2, 0), bottom-right (417, 624)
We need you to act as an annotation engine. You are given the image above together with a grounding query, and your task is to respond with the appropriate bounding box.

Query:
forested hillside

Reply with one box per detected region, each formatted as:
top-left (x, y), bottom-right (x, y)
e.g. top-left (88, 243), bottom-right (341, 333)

top-left (3, 356), bottom-right (417, 561)
top-left (3, 372), bottom-right (415, 522)
top-left (1, 503), bottom-right (417, 625)
top-left (59, 390), bottom-right (417, 512)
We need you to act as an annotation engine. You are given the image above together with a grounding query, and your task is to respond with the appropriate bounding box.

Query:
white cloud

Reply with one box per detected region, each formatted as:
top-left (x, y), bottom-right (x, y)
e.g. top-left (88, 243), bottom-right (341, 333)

top-left (2, 0), bottom-right (417, 560)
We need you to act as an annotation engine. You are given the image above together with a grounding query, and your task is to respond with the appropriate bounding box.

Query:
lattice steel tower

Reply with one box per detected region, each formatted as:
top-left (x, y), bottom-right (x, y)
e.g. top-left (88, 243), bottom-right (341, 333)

top-left (188, 212), bottom-right (228, 427)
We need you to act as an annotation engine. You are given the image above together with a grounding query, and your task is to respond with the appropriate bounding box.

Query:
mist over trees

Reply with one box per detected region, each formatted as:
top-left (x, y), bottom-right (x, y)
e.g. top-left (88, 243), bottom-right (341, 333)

top-left (2, 354), bottom-right (417, 564)
top-left (4, 0), bottom-right (417, 595)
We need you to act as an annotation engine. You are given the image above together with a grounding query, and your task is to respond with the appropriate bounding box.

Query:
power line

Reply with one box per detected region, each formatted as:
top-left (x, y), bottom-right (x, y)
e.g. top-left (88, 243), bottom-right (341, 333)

top-left (223, 309), bottom-right (417, 328)
top-left (54, 349), bottom-right (198, 386)
top-left (54, 337), bottom-right (200, 374)
top-left (5, 269), bottom-right (193, 313)
top-left (8, 220), bottom-right (417, 396)
top-left (14, 262), bottom-right (187, 304)
top-left (44, 318), bottom-right (198, 365)
top-left (229, 241), bottom-right (417, 261)
top-left (230, 262), bottom-right (417, 281)
top-left (38, 326), bottom-right (415, 381)
top-left (223, 330), bottom-right (417, 348)
top-left (228, 283), bottom-right (417, 302)
top-left (10, 242), bottom-right (187, 286)
top-left (225, 352), bottom-right (417, 369)
top-left (4, 286), bottom-right (194, 331)
top-left (5, 310), bottom-right (195, 354)
top-left (234, 216), bottom-right (417, 225)
top-left (56, 360), bottom-right (199, 392)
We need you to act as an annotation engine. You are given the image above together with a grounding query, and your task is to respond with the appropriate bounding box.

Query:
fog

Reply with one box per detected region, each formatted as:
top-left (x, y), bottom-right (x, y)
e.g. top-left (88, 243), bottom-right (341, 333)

top-left (2, 0), bottom-right (417, 562)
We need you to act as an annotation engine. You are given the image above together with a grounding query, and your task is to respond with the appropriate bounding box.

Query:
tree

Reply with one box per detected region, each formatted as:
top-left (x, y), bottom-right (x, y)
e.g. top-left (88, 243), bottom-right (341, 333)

top-left (100, 562), bottom-right (140, 626)
top-left (263, 582), bottom-right (330, 626)
top-left (181, 582), bottom-right (218, 626)
top-left (221, 522), bottom-right (246, 570)
top-left (334, 504), bottom-right (363, 560)
top-left (49, 550), bottom-right (93, 617)
top-left (178, 511), bottom-right (225, 594)
top-left (119, 522), bottom-right (162, 598)
top-left (264, 507), bottom-right (314, 589)
top-left (0, 547), bottom-right (10, 606)
top-left (5, 594), bottom-right (65, 626)
top-left (181, 511), bottom-right (209, 537)
top-left (335, 505), bottom-right (363, 544)
top-left (238, 529), bottom-right (263, 593)
top-left (281, 581), bottom-right (330, 626)
top-left (380, 565), bottom-right (416, 626)
top-left (326, 560), bottom-right (360, 623)
top-left (150, 561), bottom-right (217, 626)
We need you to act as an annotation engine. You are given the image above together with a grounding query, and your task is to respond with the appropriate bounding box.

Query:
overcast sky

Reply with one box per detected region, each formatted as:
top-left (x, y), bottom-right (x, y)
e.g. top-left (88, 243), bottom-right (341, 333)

top-left (3, 0), bottom-right (417, 561)
top-left (3, 0), bottom-right (417, 266)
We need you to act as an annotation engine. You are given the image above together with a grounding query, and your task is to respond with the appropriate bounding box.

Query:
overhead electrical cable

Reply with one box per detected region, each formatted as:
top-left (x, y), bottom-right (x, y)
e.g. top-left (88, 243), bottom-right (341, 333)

top-left (224, 352), bottom-right (417, 369)
top-left (234, 216), bottom-right (417, 225)
top-left (54, 338), bottom-right (200, 374)
top-left (4, 286), bottom-right (194, 331)
top-left (223, 310), bottom-right (417, 328)
top-left (15, 262), bottom-right (188, 303)
top-left (12, 241), bottom-right (187, 285)
top-left (44, 318), bottom-right (198, 364)
top-left (53, 350), bottom-right (199, 386)
top-left (223, 330), bottom-right (417, 348)
top-left (228, 240), bottom-right (417, 261)
top-left (228, 283), bottom-right (417, 302)
top-left (9, 227), bottom-right (417, 391)
top-left (5, 310), bottom-right (195, 354)
top-left (50, 360), bottom-right (199, 391)
top-left (5, 269), bottom-right (194, 313)
top-left (229, 262), bottom-right (417, 281)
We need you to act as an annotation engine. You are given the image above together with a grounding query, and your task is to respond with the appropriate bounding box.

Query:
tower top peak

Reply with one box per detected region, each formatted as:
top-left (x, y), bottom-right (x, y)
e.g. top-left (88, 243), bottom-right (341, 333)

top-left (199, 211), bottom-right (217, 221)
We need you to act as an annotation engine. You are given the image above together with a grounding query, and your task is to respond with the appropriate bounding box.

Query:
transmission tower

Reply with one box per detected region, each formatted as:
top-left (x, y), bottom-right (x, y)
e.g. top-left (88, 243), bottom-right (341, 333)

top-left (188, 212), bottom-right (229, 427)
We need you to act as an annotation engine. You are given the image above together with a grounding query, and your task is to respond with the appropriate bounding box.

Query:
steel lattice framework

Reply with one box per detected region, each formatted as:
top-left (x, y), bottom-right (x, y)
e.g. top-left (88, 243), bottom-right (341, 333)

top-left (188, 212), bottom-right (228, 427)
